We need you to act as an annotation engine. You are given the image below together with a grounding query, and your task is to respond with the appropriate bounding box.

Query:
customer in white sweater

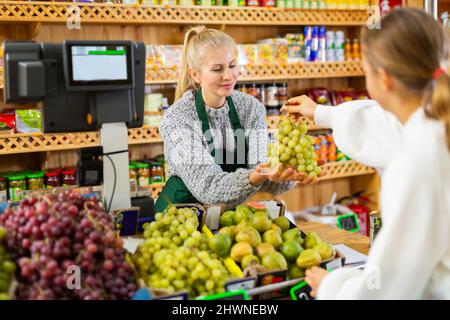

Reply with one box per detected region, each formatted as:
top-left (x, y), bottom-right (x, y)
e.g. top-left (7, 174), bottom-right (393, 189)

top-left (282, 8), bottom-right (450, 299)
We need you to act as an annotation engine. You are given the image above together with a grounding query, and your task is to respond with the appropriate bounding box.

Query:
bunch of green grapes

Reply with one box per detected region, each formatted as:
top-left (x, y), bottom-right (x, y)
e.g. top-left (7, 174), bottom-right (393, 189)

top-left (0, 227), bottom-right (16, 300)
top-left (148, 247), bottom-right (230, 297)
top-left (132, 206), bottom-right (231, 297)
top-left (268, 118), bottom-right (321, 178)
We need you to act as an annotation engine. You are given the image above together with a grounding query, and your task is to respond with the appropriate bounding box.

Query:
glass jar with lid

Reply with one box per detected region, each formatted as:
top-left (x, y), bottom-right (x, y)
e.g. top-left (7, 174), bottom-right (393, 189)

top-left (129, 164), bottom-right (138, 189)
top-left (8, 175), bottom-right (27, 201)
top-left (27, 172), bottom-right (45, 190)
top-left (150, 162), bottom-right (165, 184)
top-left (0, 177), bottom-right (6, 192)
top-left (45, 172), bottom-right (61, 189)
top-left (135, 163), bottom-right (150, 187)
top-left (62, 169), bottom-right (77, 187)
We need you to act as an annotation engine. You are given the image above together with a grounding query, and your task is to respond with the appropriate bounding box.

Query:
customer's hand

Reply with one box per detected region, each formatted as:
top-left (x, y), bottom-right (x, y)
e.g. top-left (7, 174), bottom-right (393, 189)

top-left (281, 95), bottom-right (318, 119)
top-left (305, 266), bottom-right (329, 298)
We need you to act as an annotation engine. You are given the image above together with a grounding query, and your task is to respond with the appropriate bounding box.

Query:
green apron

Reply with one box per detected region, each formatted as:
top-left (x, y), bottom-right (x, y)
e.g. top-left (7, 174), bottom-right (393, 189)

top-left (154, 89), bottom-right (248, 213)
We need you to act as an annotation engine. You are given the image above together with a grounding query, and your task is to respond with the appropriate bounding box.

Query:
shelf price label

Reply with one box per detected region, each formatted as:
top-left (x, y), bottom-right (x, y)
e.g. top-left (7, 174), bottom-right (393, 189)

top-left (337, 213), bottom-right (360, 233)
top-left (290, 281), bottom-right (315, 301)
top-left (196, 289), bottom-right (249, 301)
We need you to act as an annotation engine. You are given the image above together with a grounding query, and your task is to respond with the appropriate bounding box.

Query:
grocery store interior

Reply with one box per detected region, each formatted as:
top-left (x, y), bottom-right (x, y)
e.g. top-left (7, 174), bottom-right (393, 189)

top-left (0, 0), bottom-right (449, 301)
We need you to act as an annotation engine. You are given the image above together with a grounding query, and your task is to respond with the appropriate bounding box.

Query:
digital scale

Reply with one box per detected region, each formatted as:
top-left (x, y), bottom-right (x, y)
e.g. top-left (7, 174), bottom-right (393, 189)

top-left (3, 40), bottom-right (155, 219)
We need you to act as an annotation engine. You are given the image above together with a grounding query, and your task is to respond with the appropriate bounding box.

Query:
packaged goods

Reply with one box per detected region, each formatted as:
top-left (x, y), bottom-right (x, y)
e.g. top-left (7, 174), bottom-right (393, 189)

top-left (307, 88), bottom-right (333, 105)
top-left (0, 112), bottom-right (15, 134)
top-left (15, 110), bottom-right (42, 133)
top-left (256, 45), bottom-right (272, 64)
top-left (237, 45), bottom-right (257, 65)
top-left (45, 172), bottom-right (61, 189)
top-left (27, 172), bottom-right (45, 190)
top-left (62, 169), bottom-right (77, 187)
top-left (8, 175), bottom-right (26, 201)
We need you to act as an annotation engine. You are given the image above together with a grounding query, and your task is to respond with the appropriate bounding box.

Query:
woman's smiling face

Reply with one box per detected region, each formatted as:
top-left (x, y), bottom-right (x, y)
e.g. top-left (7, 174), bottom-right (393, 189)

top-left (190, 45), bottom-right (239, 99)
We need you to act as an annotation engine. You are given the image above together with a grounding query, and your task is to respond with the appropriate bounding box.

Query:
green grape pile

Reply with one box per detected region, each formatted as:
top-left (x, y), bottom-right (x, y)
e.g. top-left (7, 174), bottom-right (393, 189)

top-left (0, 227), bottom-right (16, 300)
top-left (132, 206), bottom-right (231, 297)
top-left (268, 117), bottom-right (321, 178)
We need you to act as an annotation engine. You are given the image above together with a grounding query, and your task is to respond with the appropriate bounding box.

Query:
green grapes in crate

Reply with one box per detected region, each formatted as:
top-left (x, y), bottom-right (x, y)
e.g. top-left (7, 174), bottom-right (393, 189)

top-left (132, 206), bottom-right (232, 298)
top-left (268, 117), bottom-right (321, 178)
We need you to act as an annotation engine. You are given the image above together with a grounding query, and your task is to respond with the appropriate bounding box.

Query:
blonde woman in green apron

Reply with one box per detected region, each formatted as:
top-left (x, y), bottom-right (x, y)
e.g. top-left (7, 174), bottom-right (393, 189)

top-left (155, 27), bottom-right (315, 213)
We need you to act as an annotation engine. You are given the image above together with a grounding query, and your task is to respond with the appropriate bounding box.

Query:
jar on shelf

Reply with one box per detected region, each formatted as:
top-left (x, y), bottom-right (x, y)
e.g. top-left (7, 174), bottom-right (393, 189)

top-left (45, 172), bottom-right (61, 189)
top-left (62, 169), bottom-right (77, 187)
top-left (266, 83), bottom-right (279, 107)
top-left (247, 83), bottom-right (259, 99)
top-left (136, 163), bottom-right (151, 187)
top-left (129, 164), bottom-right (138, 188)
top-left (27, 172), bottom-right (45, 190)
top-left (0, 176), bottom-right (7, 202)
top-left (150, 162), bottom-right (165, 184)
top-left (8, 175), bottom-right (26, 201)
top-left (277, 83), bottom-right (288, 106)
top-left (0, 177), bottom-right (6, 192)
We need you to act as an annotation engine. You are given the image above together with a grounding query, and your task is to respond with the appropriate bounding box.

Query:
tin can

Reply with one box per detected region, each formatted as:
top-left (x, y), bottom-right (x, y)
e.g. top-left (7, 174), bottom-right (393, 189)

top-left (369, 211), bottom-right (382, 246)
top-left (309, 26), bottom-right (319, 62)
top-left (303, 26), bottom-right (312, 62)
top-left (335, 31), bottom-right (345, 62)
top-left (318, 26), bottom-right (327, 62)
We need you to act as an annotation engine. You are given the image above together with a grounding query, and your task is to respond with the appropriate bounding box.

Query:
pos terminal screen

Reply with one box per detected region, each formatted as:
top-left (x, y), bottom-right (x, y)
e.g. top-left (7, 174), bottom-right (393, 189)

top-left (67, 44), bottom-right (132, 87)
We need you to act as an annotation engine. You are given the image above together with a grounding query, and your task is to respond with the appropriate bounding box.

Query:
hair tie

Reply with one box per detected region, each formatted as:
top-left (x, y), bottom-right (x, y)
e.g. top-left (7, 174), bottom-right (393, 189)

top-left (432, 67), bottom-right (445, 80)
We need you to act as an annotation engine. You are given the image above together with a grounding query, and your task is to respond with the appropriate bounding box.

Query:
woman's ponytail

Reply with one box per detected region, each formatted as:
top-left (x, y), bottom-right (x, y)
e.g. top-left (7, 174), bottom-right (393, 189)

top-left (426, 69), bottom-right (450, 151)
top-left (175, 27), bottom-right (202, 101)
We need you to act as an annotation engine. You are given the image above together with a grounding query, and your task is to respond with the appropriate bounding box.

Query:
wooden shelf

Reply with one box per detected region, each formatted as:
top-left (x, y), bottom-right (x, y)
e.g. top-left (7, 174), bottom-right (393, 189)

top-left (0, 1), bottom-right (369, 26)
top-left (0, 126), bottom-right (162, 155)
top-left (146, 61), bottom-right (364, 84)
top-left (319, 160), bottom-right (375, 180)
top-left (0, 61), bottom-right (364, 89)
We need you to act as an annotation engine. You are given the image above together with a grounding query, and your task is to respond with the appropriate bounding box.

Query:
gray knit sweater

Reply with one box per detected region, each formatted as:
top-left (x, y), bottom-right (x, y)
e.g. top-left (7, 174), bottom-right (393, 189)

top-left (160, 89), bottom-right (295, 209)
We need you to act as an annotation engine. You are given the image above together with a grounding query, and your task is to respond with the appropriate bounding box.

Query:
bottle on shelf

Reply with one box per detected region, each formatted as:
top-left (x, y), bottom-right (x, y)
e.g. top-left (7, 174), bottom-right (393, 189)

top-left (352, 38), bottom-right (361, 61)
top-left (344, 38), bottom-right (352, 61)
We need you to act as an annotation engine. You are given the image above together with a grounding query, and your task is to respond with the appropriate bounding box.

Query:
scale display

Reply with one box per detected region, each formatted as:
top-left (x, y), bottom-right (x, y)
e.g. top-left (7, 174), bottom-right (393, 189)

top-left (71, 46), bottom-right (128, 82)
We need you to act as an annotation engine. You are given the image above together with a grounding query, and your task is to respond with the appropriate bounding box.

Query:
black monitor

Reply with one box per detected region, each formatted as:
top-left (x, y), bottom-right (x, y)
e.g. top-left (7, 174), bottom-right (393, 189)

top-left (3, 40), bottom-right (145, 133)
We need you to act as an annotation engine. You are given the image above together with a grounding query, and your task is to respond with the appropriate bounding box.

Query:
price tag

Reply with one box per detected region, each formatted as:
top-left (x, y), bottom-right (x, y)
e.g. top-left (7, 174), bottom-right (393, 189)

top-left (157, 291), bottom-right (189, 300)
top-left (290, 281), bottom-right (315, 301)
top-left (225, 277), bottom-right (256, 292)
top-left (196, 290), bottom-right (249, 300)
top-left (205, 205), bottom-right (222, 231)
top-left (337, 213), bottom-right (360, 233)
top-left (256, 269), bottom-right (287, 300)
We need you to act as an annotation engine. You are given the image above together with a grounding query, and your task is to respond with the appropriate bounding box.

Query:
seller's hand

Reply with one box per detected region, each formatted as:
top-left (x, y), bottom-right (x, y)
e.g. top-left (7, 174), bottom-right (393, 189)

top-left (305, 267), bottom-right (329, 298)
top-left (295, 166), bottom-right (327, 185)
top-left (280, 95), bottom-right (317, 119)
top-left (255, 163), bottom-right (299, 183)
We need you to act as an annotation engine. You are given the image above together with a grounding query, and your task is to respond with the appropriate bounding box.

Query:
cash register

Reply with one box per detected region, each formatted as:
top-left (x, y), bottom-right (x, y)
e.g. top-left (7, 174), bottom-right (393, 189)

top-left (3, 40), bottom-right (155, 233)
